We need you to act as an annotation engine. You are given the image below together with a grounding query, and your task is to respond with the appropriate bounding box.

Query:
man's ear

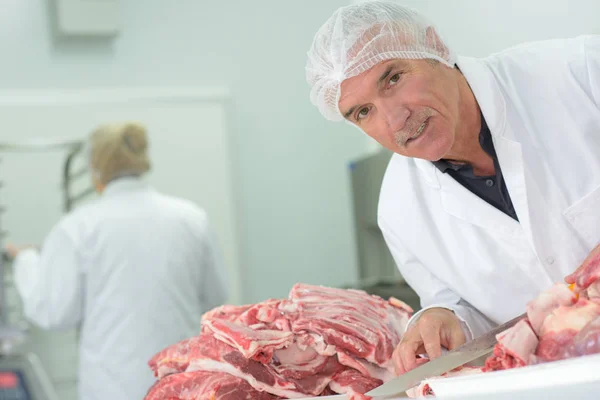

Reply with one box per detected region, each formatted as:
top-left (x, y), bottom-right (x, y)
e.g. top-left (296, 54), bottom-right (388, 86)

top-left (425, 26), bottom-right (450, 61)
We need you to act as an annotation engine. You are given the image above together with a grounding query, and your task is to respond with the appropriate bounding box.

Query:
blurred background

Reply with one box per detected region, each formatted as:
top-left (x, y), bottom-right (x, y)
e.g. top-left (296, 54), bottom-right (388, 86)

top-left (0, 0), bottom-right (597, 399)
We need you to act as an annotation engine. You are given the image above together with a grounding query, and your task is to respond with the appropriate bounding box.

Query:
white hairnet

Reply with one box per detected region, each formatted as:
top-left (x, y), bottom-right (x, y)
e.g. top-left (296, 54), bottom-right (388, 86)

top-left (306, 1), bottom-right (456, 121)
top-left (88, 121), bottom-right (151, 184)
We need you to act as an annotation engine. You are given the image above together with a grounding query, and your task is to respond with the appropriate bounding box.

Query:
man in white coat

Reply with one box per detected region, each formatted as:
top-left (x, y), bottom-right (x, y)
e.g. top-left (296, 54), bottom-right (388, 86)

top-left (5, 122), bottom-right (228, 400)
top-left (305, 1), bottom-right (600, 374)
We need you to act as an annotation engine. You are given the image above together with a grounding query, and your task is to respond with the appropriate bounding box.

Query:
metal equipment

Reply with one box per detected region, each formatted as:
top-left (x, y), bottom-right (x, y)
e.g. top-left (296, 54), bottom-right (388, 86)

top-left (0, 138), bottom-right (93, 213)
top-left (0, 353), bottom-right (59, 400)
top-left (0, 138), bottom-right (92, 400)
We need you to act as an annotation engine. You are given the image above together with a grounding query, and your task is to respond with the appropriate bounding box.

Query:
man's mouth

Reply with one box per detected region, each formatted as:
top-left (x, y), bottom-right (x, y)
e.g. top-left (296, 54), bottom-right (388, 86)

top-left (404, 118), bottom-right (430, 145)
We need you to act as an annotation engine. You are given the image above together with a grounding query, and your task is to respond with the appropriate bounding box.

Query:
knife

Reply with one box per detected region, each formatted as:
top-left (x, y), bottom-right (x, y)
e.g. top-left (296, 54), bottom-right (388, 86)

top-left (366, 312), bottom-right (527, 398)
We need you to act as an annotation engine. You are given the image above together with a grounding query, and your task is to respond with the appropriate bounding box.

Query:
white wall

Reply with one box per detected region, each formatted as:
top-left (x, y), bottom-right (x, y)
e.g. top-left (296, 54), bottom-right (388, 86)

top-left (357, 0), bottom-right (599, 57)
top-left (0, 0), bottom-right (367, 307)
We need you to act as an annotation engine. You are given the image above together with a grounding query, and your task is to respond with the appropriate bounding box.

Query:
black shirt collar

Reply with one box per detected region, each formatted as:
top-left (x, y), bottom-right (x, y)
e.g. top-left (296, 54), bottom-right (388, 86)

top-left (433, 112), bottom-right (494, 173)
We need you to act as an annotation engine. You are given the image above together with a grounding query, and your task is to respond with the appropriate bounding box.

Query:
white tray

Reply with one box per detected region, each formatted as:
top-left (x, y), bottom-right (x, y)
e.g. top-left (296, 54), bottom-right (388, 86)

top-left (299, 396), bottom-right (405, 400)
top-left (428, 353), bottom-right (600, 398)
top-left (299, 354), bottom-right (600, 399)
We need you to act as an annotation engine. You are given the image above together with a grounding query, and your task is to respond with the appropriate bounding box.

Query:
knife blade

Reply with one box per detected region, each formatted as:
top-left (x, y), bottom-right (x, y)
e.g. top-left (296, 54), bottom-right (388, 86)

top-left (366, 312), bottom-right (527, 398)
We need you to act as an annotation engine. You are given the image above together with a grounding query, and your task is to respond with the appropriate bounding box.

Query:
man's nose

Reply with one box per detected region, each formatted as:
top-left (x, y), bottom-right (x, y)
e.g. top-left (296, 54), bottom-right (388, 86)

top-left (380, 102), bottom-right (409, 133)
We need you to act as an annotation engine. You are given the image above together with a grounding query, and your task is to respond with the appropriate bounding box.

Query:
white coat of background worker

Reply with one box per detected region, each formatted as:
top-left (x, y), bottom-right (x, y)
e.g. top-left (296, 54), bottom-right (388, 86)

top-left (305, 1), bottom-right (599, 375)
top-left (5, 122), bottom-right (228, 400)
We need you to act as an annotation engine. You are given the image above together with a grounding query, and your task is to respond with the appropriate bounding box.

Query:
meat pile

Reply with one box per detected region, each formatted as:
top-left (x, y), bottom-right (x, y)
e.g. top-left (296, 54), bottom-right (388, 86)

top-left (407, 248), bottom-right (600, 398)
top-left (144, 283), bottom-right (413, 400)
top-left (486, 249), bottom-right (600, 371)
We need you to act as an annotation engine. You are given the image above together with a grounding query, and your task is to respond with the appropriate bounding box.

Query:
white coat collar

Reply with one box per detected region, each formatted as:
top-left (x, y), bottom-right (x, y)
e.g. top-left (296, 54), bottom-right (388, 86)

top-left (103, 176), bottom-right (151, 197)
top-left (413, 56), bottom-right (533, 238)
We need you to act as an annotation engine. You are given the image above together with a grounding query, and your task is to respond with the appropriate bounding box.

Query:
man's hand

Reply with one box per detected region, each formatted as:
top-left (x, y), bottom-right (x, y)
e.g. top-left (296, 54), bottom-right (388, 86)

top-left (392, 307), bottom-right (466, 375)
top-left (565, 243), bottom-right (600, 289)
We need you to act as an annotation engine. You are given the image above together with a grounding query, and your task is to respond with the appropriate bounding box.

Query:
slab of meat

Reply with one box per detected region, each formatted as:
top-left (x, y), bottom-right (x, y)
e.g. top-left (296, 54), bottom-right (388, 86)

top-left (146, 284), bottom-right (413, 399)
top-left (558, 316), bottom-right (600, 359)
top-left (484, 319), bottom-right (539, 371)
top-left (534, 298), bottom-right (600, 362)
top-left (201, 304), bottom-right (255, 323)
top-left (287, 283), bottom-right (411, 368)
top-left (485, 281), bottom-right (600, 373)
top-left (526, 283), bottom-right (578, 334)
top-left (204, 299), bottom-right (289, 330)
top-left (336, 352), bottom-right (395, 382)
top-left (202, 319), bottom-right (293, 363)
top-left (144, 371), bottom-right (281, 400)
top-left (149, 337), bottom-right (205, 379)
top-left (149, 333), bottom-right (341, 398)
top-left (328, 369), bottom-right (382, 400)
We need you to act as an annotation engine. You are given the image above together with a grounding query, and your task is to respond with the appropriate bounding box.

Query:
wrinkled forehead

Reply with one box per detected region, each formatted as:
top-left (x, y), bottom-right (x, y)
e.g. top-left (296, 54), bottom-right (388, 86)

top-left (338, 58), bottom-right (408, 114)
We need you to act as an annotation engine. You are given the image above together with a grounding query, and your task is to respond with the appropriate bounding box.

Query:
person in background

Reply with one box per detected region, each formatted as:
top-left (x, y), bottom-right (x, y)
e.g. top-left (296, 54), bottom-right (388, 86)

top-left (305, 1), bottom-right (599, 375)
top-left (5, 121), bottom-right (228, 400)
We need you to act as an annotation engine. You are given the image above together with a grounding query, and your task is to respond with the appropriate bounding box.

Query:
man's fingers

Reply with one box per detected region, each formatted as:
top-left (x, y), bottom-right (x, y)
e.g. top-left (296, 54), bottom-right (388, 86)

top-left (446, 325), bottom-right (467, 350)
top-left (399, 340), bottom-right (420, 373)
top-left (394, 308), bottom-right (465, 375)
top-left (420, 324), bottom-right (443, 359)
top-left (564, 271), bottom-right (576, 284)
top-left (393, 330), bottom-right (421, 375)
top-left (392, 345), bottom-right (405, 375)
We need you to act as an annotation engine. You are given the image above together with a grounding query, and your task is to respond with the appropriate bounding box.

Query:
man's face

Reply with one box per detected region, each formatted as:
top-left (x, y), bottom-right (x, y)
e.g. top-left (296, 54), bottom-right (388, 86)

top-left (338, 58), bottom-right (460, 161)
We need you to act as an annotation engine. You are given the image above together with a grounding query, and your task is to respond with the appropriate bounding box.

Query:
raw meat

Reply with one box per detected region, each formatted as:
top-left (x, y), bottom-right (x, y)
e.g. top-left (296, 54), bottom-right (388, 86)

top-left (144, 371), bottom-right (281, 400)
top-left (271, 343), bottom-right (331, 379)
top-left (328, 369), bottom-right (382, 400)
top-left (201, 304), bottom-right (254, 323)
top-left (202, 319), bottom-right (293, 363)
top-left (485, 281), bottom-right (600, 372)
top-left (484, 319), bottom-right (539, 371)
top-left (534, 298), bottom-right (600, 362)
top-left (525, 283), bottom-right (577, 334)
top-left (149, 333), bottom-right (340, 398)
top-left (146, 284), bottom-right (413, 399)
top-left (336, 352), bottom-right (395, 381)
top-left (559, 316), bottom-right (600, 359)
top-left (287, 283), bottom-right (412, 367)
top-left (149, 337), bottom-right (205, 380)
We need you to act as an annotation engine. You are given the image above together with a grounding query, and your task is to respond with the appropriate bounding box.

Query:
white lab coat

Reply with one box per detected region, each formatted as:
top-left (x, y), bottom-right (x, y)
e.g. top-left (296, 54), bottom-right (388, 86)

top-left (13, 177), bottom-right (228, 400)
top-left (378, 35), bottom-right (600, 340)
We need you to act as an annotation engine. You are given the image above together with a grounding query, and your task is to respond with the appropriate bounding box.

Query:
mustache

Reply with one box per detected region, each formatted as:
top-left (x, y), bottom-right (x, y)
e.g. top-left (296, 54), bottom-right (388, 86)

top-left (394, 109), bottom-right (435, 146)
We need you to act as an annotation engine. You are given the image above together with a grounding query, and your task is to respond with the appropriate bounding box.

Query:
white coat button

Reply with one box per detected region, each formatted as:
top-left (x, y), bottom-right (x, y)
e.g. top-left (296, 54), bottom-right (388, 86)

top-left (546, 256), bottom-right (555, 264)
top-left (485, 179), bottom-right (495, 187)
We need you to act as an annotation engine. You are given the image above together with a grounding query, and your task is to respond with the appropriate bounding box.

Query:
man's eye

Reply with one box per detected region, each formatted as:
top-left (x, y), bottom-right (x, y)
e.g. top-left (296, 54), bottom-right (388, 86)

top-left (356, 107), bottom-right (370, 120)
top-left (389, 73), bottom-right (401, 85)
